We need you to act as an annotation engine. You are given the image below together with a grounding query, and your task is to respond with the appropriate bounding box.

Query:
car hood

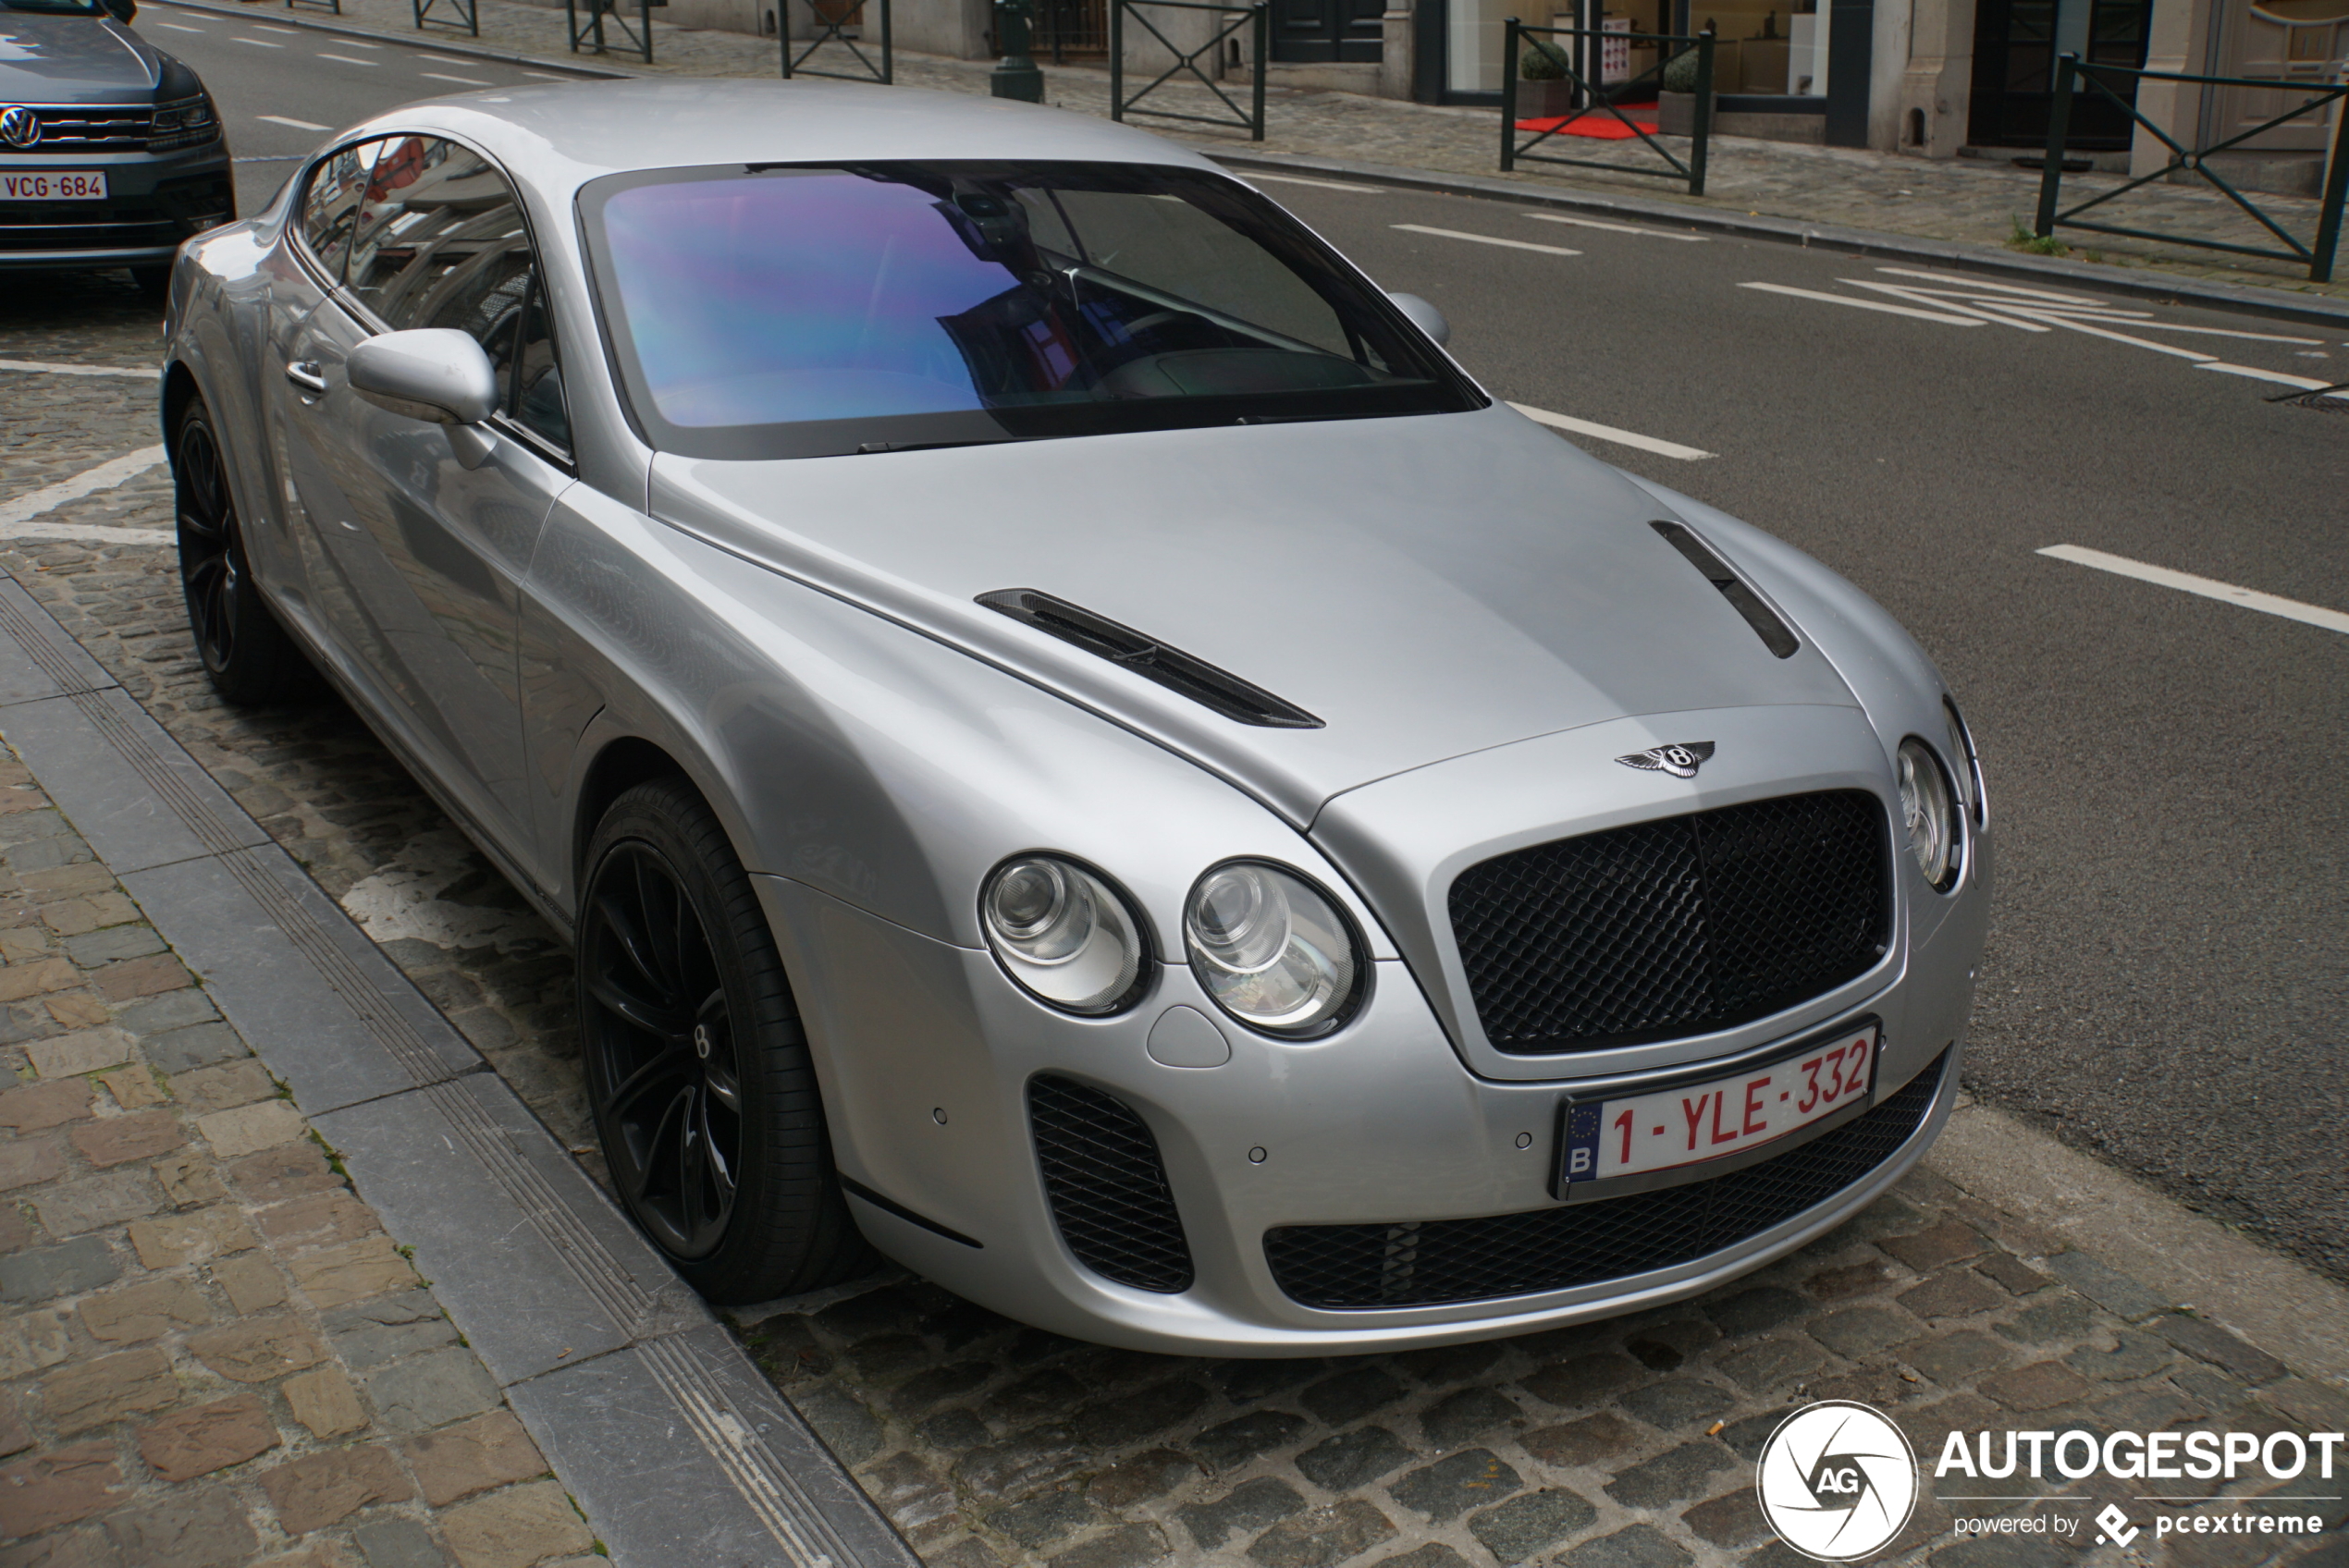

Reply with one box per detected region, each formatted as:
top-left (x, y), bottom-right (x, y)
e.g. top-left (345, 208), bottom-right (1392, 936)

top-left (0, 13), bottom-right (160, 98)
top-left (649, 402), bottom-right (1862, 825)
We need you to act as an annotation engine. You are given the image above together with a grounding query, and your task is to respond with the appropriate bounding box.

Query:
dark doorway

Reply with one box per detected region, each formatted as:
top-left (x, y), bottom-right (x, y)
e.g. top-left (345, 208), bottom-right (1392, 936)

top-left (1272, 0), bottom-right (1384, 61)
top-left (1968, 0), bottom-right (2153, 146)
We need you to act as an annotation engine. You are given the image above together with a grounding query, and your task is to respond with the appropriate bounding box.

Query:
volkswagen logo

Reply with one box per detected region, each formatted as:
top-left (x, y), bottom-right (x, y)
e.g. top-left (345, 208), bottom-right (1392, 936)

top-left (0, 107), bottom-right (41, 151)
top-left (1755, 1401), bottom-right (1919, 1562)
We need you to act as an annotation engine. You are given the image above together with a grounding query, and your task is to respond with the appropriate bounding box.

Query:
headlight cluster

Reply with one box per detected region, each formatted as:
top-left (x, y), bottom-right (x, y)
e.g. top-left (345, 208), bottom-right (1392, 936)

top-left (1896, 737), bottom-right (1961, 890)
top-left (978, 854), bottom-right (1366, 1035)
top-left (151, 95), bottom-right (219, 153)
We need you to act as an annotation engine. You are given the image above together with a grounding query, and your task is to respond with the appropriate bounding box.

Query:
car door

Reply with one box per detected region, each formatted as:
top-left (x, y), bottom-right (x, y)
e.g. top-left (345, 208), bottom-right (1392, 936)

top-left (288, 134), bottom-right (576, 865)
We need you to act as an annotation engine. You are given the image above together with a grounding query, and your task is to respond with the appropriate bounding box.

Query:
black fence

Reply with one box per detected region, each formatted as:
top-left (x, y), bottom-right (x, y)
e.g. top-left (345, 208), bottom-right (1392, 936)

top-left (1501, 19), bottom-right (1714, 198)
top-left (412, 0), bottom-right (477, 34)
top-left (782, 0), bottom-right (892, 81)
top-left (1035, 0), bottom-right (1108, 61)
top-left (2033, 54), bottom-right (2349, 283)
top-left (568, 0), bottom-right (657, 62)
top-left (285, 0), bottom-right (343, 15)
top-left (1109, 0), bottom-right (1266, 141)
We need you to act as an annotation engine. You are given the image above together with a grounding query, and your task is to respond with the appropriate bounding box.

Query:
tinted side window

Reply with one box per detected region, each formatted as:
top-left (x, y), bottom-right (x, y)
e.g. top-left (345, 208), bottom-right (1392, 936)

top-left (347, 138), bottom-right (532, 362)
top-left (297, 140), bottom-right (383, 284)
top-left (510, 277), bottom-right (569, 449)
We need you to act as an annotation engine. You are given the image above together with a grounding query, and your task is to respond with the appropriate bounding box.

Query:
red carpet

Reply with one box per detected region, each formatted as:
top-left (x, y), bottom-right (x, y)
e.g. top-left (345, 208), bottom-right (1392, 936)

top-left (1514, 104), bottom-right (1660, 138)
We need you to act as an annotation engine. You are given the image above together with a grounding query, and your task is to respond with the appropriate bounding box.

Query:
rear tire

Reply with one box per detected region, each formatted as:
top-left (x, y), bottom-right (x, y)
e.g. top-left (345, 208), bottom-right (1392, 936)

top-left (173, 396), bottom-right (313, 706)
top-left (578, 778), bottom-right (875, 1303)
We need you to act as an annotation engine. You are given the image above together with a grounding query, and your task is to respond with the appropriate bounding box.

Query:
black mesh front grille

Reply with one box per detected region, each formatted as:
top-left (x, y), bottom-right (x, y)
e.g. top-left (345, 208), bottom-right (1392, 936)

top-left (1028, 1075), bottom-right (1194, 1293)
top-left (1264, 1053), bottom-right (1944, 1310)
top-left (1450, 790), bottom-right (1890, 1053)
top-left (15, 107), bottom-right (153, 152)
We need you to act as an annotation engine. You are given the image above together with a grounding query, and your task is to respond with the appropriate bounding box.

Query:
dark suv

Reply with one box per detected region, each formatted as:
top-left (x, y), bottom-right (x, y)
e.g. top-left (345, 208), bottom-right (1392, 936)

top-left (1, 0), bottom-right (233, 291)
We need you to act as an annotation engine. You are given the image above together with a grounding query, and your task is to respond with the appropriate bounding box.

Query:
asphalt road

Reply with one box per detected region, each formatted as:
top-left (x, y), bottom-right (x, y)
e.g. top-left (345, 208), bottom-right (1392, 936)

top-left (95, 11), bottom-right (2349, 1282)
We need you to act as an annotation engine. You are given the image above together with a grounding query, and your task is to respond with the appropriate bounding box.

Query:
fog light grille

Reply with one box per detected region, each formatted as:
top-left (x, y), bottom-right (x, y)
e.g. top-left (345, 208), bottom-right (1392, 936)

top-left (1028, 1075), bottom-right (1194, 1293)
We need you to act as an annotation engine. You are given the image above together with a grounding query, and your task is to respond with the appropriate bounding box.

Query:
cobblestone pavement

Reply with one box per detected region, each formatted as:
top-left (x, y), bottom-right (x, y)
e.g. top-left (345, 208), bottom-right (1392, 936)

top-left (6, 287), bottom-right (2345, 1568)
top-left (173, 0), bottom-right (2349, 302)
top-left (0, 366), bottom-right (601, 1565)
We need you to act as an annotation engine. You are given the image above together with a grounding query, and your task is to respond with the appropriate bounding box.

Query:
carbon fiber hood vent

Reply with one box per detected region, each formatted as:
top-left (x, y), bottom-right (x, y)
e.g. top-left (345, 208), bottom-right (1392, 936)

top-left (978, 588), bottom-right (1323, 730)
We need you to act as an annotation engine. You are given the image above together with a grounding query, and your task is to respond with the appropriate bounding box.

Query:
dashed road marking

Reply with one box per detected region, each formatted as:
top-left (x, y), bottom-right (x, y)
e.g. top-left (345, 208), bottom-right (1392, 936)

top-left (1509, 401), bottom-right (1715, 460)
top-left (231, 35), bottom-right (286, 46)
top-left (2039, 545), bottom-right (2349, 635)
top-left (0, 447), bottom-right (171, 542)
top-left (1393, 224), bottom-right (1581, 256)
top-left (1740, 281), bottom-right (1987, 325)
top-left (251, 21), bottom-right (300, 31)
top-left (259, 115), bottom-right (330, 130)
top-left (1525, 213), bottom-right (1707, 241)
top-left (319, 53), bottom-right (380, 65)
top-left (152, 20), bottom-right (206, 30)
top-left (1242, 171), bottom-right (1386, 193)
top-left (0, 360), bottom-right (160, 380)
top-left (2194, 361), bottom-right (2345, 391)
top-left (421, 71), bottom-right (493, 85)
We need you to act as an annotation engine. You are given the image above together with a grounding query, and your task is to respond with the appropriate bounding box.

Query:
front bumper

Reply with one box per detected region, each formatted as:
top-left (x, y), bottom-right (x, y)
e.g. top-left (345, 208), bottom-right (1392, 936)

top-left (0, 141), bottom-right (234, 272)
top-left (757, 817), bottom-right (1987, 1355)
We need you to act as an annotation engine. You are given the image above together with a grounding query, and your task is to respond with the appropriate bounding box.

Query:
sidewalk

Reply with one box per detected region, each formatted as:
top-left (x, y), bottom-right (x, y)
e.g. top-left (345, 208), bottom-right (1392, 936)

top-left (174, 0), bottom-right (2349, 304)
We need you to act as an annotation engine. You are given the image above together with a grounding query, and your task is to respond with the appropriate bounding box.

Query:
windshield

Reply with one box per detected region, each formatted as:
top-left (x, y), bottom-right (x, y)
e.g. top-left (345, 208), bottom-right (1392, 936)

top-left (579, 160), bottom-right (1481, 459)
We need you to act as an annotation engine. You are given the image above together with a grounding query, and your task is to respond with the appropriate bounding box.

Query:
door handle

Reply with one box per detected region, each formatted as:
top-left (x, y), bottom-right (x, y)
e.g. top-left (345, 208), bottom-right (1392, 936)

top-left (284, 361), bottom-right (328, 395)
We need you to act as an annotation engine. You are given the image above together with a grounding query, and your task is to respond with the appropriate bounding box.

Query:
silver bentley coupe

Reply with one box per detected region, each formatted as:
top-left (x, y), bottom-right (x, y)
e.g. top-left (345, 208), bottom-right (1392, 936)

top-left (159, 80), bottom-right (1989, 1354)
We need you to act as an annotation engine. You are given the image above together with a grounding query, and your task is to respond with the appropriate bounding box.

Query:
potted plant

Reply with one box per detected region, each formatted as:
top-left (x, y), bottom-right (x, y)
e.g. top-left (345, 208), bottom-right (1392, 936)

top-left (1518, 42), bottom-right (1579, 121)
top-left (1657, 39), bottom-right (1709, 135)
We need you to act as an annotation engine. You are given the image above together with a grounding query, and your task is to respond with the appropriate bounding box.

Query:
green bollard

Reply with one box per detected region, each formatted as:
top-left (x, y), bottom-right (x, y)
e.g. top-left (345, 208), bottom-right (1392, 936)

top-left (992, 0), bottom-right (1045, 101)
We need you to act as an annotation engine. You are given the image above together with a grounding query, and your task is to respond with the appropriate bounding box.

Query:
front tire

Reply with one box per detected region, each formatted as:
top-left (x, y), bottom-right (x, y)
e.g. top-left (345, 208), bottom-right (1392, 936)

top-left (578, 778), bottom-right (873, 1302)
top-left (174, 396), bottom-right (311, 705)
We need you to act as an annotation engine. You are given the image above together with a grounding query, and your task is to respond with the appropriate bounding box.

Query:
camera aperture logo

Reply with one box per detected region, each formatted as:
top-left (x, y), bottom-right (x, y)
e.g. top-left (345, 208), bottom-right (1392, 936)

top-left (1756, 1401), bottom-right (1921, 1562)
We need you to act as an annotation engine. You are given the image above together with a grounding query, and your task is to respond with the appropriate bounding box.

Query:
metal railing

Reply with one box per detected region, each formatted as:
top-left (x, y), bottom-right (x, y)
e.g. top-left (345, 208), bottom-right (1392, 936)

top-left (2033, 54), bottom-right (2349, 283)
top-left (1501, 19), bottom-right (1714, 197)
top-left (1110, 0), bottom-right (1266, 141)
top-left (568, 0), bottom-right (656, 63)
top-left (412, 0), bottom-right (477, 33)
top-left (782, 0), bottom-right (892, 81)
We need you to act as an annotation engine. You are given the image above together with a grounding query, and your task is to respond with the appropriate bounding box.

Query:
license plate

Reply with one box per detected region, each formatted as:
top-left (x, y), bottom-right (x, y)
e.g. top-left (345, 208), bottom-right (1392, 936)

top-left (2, 172), bottom-right (108, 202)
top-left (1555, 1021), bottom-right (1881, 1199)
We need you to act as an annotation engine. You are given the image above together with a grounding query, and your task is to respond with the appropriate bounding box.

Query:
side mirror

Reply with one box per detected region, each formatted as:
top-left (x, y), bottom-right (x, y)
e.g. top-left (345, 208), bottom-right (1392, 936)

top-left (1386, 290), bottom-right (1450, 347)
top-left (101, 0), bottom-right (136, 21)
top-left (349, 329), bottom-right (499, 466)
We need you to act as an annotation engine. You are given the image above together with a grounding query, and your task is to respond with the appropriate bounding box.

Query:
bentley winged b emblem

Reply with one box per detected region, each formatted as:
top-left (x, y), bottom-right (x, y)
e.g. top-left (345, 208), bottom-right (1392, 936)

top-left (1617, 741), bottom-right (1715, 778)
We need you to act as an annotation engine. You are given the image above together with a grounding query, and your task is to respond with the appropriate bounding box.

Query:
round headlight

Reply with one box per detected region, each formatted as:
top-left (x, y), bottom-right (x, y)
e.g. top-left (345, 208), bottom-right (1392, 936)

top-left (980, 855), bottom-right (1147, 1014)
top-left (1897, 739), bottom-right (1960, 890)
top-left (1184, 862), bottom-right (1363, 1036)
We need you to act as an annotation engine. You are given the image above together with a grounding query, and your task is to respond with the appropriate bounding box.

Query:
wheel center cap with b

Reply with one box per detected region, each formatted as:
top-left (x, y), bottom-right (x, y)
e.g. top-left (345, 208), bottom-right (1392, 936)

top-left (692, 1023), bottom-right (713, 1060)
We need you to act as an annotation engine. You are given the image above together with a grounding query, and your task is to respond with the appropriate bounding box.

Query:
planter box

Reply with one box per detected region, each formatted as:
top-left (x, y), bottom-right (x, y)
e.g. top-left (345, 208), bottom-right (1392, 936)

top-left (1657, 90), bottom-right (1709, 135)
top-left (1516, 80), bottom-right (1580, 119)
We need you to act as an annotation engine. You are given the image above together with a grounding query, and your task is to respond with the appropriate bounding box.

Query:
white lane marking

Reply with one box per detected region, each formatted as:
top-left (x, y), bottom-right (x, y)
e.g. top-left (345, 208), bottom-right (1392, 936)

top-left (1740, 281), bottom-right (1986, 325)
top-left (336, 38), bottom-right (382, 45)
top-left (0, 360), bottom-right (161, 380)
top-left (1872, 267), bottom-right (2111, 304)
top-left (259, 115), bottom-right (330, 130)
top-left (252, 21), bottom-right (300, 31)
top-left (1525, 212), bottom-right (1707, 241)
top-left (2145, 322), bottom-right (2331, 344)
top-left (1242, 171), bottom-right (1385, 193)
top-left (521, 69), bottom-right (565, 78)
top-left (230, 35), bottom-right (285, 46)
top-left (319, 53), bottom-right (380, 65)
top-left (2039, 545), bottom-right (2349, 636)
top-left (413, 54), bottom-right (474, 62)
top-left (2193, 361), bottom-right (2345, 391)
top-left (421, 71), bottom-right (493, 85)
top-left (153, 20), bottom-right (206, 30)
top-left (1509, 401), bottom-right (1715, 460)
top-left (1393, 224), bottom-right (1580, 257)
top-left (0, 447), bottom-right (171, 541)
top-left (1839, 279), bottom-right (2050, 330)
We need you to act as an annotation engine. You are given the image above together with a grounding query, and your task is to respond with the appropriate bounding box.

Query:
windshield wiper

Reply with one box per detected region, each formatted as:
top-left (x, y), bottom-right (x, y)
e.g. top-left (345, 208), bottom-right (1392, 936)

top-left (852, 436), bottom-right (1027, 455)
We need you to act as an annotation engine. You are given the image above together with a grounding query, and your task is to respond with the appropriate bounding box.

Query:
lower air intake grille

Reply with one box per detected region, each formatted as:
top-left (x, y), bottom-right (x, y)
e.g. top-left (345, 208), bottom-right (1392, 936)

top-left (1264, 1052), bottom-right (1945, 1310)
top-left (1029, 1075), bottom-right (1194, 1293)
top-left (1451, 790), bottom-right (1891, 1053)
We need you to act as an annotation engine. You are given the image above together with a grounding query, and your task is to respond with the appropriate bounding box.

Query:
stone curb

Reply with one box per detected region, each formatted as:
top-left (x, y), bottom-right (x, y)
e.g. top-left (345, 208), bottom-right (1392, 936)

top-left (0, 576), bottom-right (919, 1568)
top-left (154, 0), bottom-right (2349, 330)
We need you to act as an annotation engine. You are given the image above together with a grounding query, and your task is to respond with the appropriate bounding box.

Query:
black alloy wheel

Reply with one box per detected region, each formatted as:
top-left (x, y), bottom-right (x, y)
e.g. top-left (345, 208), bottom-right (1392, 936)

top-left (578, 778), bottom-right (872, 1300)
top-left (173, 398), bottom-right (309, 705)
